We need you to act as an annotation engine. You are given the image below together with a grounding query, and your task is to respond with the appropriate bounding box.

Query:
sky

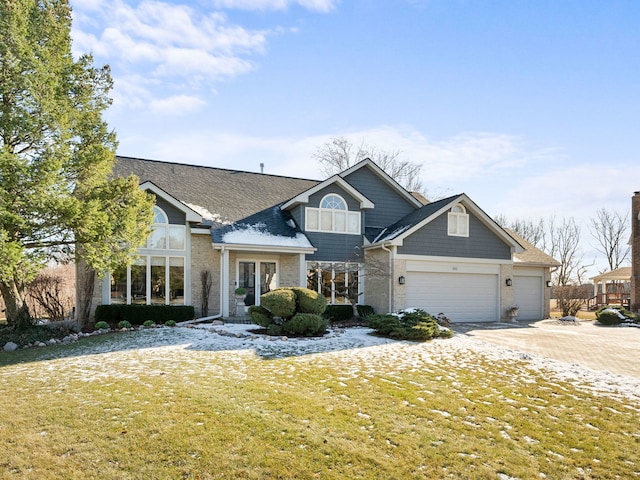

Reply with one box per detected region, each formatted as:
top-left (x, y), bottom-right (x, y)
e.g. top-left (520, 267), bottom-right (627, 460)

top-left (69, 0), bottom-right (640, 277)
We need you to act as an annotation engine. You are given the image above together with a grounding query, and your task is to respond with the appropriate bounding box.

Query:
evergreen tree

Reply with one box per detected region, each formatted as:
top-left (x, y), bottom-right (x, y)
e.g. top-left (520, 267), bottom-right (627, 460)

top-left (0, 0), bottom-right (154, 328)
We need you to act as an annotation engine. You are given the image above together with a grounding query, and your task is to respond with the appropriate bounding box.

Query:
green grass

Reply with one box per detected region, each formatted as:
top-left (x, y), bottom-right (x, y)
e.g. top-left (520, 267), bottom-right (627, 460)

top-left (0, 331), bottom-right (638, 479)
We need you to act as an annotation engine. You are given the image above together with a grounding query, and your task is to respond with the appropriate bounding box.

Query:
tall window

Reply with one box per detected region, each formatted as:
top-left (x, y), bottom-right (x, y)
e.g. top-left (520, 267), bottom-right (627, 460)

top-left (448, 204), bottom-right (469, 237)
top-left (307, 262), bottom-right (360, 304)
top-left (306, 194), bottom-right (360, 234)
top-left (110, 206), bottom-right (186, 305)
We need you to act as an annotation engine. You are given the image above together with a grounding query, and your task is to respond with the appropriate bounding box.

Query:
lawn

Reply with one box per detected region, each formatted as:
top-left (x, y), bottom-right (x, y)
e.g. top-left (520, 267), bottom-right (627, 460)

top-left (0, 326), bottom-right (638, 479)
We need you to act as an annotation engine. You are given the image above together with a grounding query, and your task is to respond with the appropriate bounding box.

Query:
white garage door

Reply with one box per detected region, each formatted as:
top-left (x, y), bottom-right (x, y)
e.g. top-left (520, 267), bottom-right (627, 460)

top-left (514, 276), bottom-right (543, 321)
top-left (405, 272), bottom-right (499, 323)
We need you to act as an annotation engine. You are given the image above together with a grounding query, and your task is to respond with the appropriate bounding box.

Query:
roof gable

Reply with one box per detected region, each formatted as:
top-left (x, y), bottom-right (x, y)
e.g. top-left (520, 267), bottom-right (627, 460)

top-left (280, 175), bottom-right (374, 211)
top-left (370, 193), bottom-right (524, 253)
top-left (507, 229), bottom-right (561, 267)
top-left (140, 181), bottom-right (202, 223)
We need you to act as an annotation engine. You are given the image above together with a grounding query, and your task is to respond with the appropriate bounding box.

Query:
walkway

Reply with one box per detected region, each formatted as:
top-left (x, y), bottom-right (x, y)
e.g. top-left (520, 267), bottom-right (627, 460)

top-left (453, 319), bottom-right (640, 380)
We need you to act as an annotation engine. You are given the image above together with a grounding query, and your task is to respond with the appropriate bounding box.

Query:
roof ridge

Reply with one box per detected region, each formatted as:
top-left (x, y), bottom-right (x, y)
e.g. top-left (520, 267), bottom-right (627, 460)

top-left (115, 155), bottom-right (320, 183)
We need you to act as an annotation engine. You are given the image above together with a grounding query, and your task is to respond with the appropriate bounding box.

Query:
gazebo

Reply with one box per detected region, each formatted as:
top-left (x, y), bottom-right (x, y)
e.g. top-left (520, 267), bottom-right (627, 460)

top-left (589, 266), bottom-right (631, 309)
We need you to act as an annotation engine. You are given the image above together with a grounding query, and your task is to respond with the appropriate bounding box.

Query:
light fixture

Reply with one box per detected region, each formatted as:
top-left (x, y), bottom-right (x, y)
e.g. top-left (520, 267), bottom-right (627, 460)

top-left (398, 276), bottom-right (405, 285)
top-left (546, 280), bottom-right (552, 288)
top-left (505, 278), bottom-right (512, 287)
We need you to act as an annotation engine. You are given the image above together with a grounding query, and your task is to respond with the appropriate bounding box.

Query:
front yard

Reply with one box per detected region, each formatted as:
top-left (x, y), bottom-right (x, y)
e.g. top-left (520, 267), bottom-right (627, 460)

top-left (1, 325), bottom-right (638, 479)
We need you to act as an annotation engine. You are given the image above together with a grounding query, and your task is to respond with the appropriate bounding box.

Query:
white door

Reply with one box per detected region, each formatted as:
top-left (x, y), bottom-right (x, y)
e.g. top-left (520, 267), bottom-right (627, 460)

top-left (405, 272), bottom-right (499, 323)
top-left (514, 275), bottom-right (543, 321)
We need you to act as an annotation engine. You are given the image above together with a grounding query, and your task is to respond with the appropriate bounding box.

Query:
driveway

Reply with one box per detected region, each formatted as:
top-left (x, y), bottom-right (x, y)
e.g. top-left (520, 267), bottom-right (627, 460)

top-left (453, 319), bottom-right (640, 380)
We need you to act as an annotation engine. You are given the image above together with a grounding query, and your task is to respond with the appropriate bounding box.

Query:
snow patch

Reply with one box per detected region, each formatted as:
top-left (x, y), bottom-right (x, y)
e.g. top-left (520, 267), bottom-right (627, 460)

top-left (222, 224), bottom-right (312, 248)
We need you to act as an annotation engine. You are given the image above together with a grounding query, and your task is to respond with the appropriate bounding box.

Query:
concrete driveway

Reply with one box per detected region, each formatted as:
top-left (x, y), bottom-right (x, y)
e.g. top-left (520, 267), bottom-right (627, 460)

top-left (453, 319), bottom-right (640, 379)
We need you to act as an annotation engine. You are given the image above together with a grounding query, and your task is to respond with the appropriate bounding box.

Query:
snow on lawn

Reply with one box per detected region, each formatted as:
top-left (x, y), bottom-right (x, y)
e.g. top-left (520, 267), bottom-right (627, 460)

top-left (18, 322), bottom-right (639, 404)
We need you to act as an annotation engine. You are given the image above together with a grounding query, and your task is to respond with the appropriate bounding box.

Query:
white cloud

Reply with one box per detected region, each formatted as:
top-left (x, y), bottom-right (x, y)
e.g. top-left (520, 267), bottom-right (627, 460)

top-left (207, 0), bottom-right (337, 13)
top-left (71, 0), bottom-right (271, 108)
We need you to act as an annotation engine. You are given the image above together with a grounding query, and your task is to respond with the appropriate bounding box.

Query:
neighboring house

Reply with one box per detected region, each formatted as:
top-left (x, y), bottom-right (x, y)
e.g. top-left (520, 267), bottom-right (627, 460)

top-left (82, 156), bottom-right (557, 323)
top-left (631, 192), bottom-right (640, 311)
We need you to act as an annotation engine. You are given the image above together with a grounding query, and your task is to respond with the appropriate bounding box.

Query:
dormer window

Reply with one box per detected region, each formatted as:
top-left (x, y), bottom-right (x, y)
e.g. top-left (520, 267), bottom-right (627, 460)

top-left (448, 204), bottom-right (469, 237)
top-left (306, 194), bottom-right (360, 234)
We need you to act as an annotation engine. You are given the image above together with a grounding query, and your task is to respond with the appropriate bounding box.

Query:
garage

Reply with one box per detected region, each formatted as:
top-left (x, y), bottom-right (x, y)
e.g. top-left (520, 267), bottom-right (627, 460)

top-left (513, 275), bottom-right (543, 321)
top-left (405, 271), bottom-right (499, 323)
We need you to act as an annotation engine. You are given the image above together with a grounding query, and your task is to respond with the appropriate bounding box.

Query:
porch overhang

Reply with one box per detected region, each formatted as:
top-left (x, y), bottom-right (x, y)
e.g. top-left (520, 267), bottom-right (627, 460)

top-left (212, 243), bottom-right (316, 255)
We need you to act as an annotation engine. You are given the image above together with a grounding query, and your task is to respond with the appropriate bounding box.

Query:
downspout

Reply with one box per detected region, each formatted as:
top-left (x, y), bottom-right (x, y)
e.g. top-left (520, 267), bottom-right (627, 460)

top-left (381, 243), bottom-right (393, 313)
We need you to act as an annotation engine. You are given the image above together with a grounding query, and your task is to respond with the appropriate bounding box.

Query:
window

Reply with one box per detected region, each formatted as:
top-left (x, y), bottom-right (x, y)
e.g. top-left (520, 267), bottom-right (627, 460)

top-left (305, 194), bottom-right (360, 234)
top-left (148, 206), bottom-right (185, 251)
top-left (307, 262), bottom-right (360, 304)
top-left (448, 204), bottom-right (469, 237)
top-left (109, 205), bottom-right (186, 305)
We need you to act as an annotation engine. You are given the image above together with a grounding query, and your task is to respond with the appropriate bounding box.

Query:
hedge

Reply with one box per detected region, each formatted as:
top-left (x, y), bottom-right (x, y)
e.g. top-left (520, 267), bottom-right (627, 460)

top-left (323, 304), bottom-right (374, 322)
top-left (94, 304), bottom-right (195, 326)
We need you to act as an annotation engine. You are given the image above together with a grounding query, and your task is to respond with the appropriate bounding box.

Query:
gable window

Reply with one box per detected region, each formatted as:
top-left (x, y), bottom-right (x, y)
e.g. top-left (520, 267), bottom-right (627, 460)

top-left (110, 206), bottom-right (186, 306)
top-left (448, 204), bottom-right (469, 237)
top-left (305, 194), bottom-right (360, 234)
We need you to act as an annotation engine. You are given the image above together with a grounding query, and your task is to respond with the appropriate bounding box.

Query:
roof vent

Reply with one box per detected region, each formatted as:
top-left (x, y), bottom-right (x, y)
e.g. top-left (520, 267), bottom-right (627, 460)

top-left (260, 163), bottom-right (264, 174)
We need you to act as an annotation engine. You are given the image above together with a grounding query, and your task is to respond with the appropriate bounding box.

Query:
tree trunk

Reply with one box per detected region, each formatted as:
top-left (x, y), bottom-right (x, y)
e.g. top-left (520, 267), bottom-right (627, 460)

top-left (0, 279), bottom-right (32, 330)
top-left (75, 260), bottom-right (96, 328)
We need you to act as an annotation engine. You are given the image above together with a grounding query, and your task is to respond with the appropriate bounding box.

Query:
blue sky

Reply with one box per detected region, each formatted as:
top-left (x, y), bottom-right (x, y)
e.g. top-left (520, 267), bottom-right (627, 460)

top-left (70, 0), bottom-right (640, 276)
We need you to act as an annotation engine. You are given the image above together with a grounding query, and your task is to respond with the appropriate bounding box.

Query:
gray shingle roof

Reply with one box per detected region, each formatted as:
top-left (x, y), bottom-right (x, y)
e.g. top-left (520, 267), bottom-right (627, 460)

top-left (507, 229), bottom-right (561, 267)
top-left (113, 156), bottom-right (319, 224)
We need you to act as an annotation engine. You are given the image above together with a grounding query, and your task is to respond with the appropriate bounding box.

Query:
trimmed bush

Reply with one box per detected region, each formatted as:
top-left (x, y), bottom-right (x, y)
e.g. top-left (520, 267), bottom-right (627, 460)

top-left (248, 305), bottom-right (273, 327)
top-left (291, 287), bottom-right (327, 315)
top-left (165, 320), bottom-right (177, 327)
top-left (94, 305), bottom-right (195, 326)
top-left (261, 289), bottom-right (296, 319)
top-left (143, 320), bottom-right (155, 327)
top-left (368, 308), bottom-right (453, 341)
top-left (117, 320), bottom-right (132, 329)
top-left (94, 321), bottom-right (110, 330)
top-left (283, 313), bottom-right (328, 337)
top-left (595, 305), bottom-right (634, 325)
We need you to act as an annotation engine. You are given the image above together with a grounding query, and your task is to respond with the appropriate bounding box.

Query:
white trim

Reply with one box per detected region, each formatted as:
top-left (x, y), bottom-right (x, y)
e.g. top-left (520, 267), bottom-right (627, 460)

top-left (280, 175), bottom-right (374, 210)
top-left (140, 181), bottom-right (202, 223)
top-left (298, 253), bottom-right (307, 288)
top-left (221, 247), bottom-right (230, 317)
top-left (213, 243), bottom-right (315, 254)
top-left (190, 227), bottom-right (212, 235)
top-left (395, 253), bottom-right (513, 265)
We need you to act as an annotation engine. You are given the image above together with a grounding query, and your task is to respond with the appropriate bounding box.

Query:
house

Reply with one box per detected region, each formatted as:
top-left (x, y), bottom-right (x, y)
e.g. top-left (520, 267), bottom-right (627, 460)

top-left (631, 192), bottom-right (640, 311)
top-left (82, 155), bottom-right (557, 323)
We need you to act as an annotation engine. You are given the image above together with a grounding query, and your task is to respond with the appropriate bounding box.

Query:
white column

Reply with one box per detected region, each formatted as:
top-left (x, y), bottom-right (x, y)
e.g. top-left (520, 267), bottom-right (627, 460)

top-left (299, 254), bottom-right (307, 287)
top-left (221, 247), bottom-right (230, 317)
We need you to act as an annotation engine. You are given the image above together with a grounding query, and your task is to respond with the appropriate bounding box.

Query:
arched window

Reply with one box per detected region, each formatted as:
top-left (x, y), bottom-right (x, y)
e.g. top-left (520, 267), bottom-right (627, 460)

top-left (306, 194), bottom-right (360, 234)
top-left (448, 204), bottom-right (469, 237)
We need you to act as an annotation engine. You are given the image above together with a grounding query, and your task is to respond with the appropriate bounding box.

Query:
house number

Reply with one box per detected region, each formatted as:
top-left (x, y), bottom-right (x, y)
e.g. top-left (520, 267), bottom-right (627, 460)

top-left (452, 266), bottom-right (458, 271)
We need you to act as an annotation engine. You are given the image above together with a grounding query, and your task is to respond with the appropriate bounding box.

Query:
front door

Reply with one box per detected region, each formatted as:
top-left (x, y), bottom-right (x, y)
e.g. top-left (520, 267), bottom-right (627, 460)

top-left (238, 261), bottom-right (277, 306)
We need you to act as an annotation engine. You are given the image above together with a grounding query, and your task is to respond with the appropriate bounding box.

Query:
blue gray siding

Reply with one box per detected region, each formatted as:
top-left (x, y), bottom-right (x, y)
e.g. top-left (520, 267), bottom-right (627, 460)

top-left (305, 232), bottom-right (363, 262)
top-left (307, 184), bottom-right (361, 210)
top-left (155, 197), bottom-right (186, 225)
top-left (398, 212), bottom-right (512, 259)
top-left (342, 166), bottom-right (417, 228)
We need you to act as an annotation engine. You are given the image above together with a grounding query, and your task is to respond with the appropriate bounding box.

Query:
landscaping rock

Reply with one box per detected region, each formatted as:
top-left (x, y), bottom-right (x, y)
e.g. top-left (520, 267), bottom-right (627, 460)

top-left (47, 338), bottom-right (58, 345)
top-left (3, 342), bottom-right (18, 352)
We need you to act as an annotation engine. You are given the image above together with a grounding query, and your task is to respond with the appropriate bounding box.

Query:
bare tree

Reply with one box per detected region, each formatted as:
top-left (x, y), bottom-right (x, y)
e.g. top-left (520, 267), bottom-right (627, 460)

top-left (495, 215), bottom-right (547, 251)
top-left (547, 216), bottom-right (590, 286)
top-left (312, 136), bottom-right (424, 194)
top-left (27, 270), bottom-right (74, 322)
top-left (589, 208), bottom-right (630, 272)
top-left (200, 270), bottom-right (213, 317)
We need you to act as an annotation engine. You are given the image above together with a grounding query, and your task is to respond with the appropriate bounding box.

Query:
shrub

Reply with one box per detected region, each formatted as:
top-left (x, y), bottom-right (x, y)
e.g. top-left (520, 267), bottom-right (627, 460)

top-left (324, 304), bottom-right (375, 322)
top-left (261, 289), bottom-right (297, 319)
top-left (94, 321), bottom-right (110, 330)
top-left (368, 308), bottom-right (452, 341)
top-left (165, 320), bottom-right (177, 327)
top-left (248, 305), bottom-right (273, 327)
top-left (283, 313), bottom-right (328, 337)
top-left (595, 305), bottom-right (635, 325)
top-left (117, 320), bottom-right (132, 329)
top-left (143, 320), bottom-right (155, 327)
top-left (94, 305), bottom-right (195, 326)
top-left (290, 287), bottom-right (327, 315)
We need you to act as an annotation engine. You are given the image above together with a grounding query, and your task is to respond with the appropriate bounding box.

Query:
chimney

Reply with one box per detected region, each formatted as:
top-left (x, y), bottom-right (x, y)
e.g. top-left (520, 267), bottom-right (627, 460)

top-left (631, 192), bottom-right (640, 311)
